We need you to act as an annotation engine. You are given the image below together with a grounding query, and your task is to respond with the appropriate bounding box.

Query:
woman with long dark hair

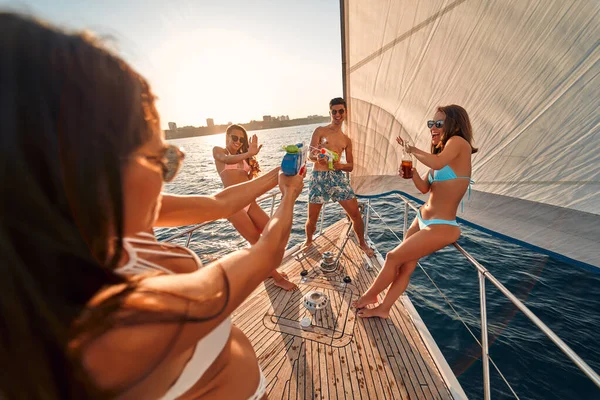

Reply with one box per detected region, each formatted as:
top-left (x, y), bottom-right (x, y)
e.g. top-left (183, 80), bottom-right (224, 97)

top-left (213, 124), bottom-right (297, 290)
top-left (0, 13), bottom-right (303, 399)
top-left (353, 105), bottom-right (477, 318)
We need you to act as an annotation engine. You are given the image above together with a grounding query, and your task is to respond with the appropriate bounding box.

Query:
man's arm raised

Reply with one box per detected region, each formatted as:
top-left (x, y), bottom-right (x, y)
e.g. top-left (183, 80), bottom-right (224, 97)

top-left (155, 167), bottom-right (280, 227)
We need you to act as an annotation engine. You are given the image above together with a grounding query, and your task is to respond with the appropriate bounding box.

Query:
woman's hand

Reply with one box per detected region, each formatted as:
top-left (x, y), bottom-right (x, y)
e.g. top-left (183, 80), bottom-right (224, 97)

top-left (278, 170), bottom-right (305, 200)
top-left (248, 134), bottom-right (263, 156)
top-left (396, 136), bottom-right (414, 153)
top-left (398, 165), bottom-right (416, 179)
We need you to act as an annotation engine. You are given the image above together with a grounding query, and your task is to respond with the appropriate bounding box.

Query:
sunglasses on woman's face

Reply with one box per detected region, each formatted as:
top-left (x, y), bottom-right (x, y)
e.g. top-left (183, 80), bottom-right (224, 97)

top-left (135, 145), bottom-right (185, 182)
top-left (161, 145), bottom-right (185, 182)
top-left (427, 120), bottom-right (444, 129)
top-left (229, 134), bottom-right (246, 143)
top-left (331, 109), bottom-right (345, 116)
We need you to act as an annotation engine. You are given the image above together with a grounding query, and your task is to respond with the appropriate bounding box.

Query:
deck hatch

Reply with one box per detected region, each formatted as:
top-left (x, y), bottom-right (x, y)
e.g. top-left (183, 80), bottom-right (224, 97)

top-left (263, 279), bottom-right (358, 347)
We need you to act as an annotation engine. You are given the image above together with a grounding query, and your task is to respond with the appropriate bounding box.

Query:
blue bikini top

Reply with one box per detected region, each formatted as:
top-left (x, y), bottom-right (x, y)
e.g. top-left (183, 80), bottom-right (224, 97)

top-left (428, 165), bottom-right (471, 183)
top-left (428, 165), bottom-right (474, 211)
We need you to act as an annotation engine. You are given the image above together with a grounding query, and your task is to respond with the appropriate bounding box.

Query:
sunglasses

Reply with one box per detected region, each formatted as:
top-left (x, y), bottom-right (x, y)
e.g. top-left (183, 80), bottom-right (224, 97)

top-left (427, 120), bottom-right (444, 129)
top-left (331, 109), bottom-right (345, 115)
top-left (133, 145), bottom-right (185, 182)
top-left (229, 134), bottom-right (246, 143)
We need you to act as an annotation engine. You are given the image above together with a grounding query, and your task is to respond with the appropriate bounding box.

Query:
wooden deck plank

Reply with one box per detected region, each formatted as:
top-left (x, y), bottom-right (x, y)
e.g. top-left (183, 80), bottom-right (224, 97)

top-left (347, 243), bottom-right (406, 399)
top-left (341, 343), bottom-right (365, 400)
top-left (325, 344), bottom-right (338, 400)
top-left (312, 340), bottom-right (324, 399)
top-left (367, 247), bottom-right (450, 399)
top-left (352, 318), bottom-right (386, 399)
top-left (347, 241), bottom-right (427, 399)
top-left (269, 336), bottom-right (303, 397)
top-left (318, 343), bottom-right (330, 400)
top-left (231, 219), bottom-right (456, 400)
top-left (304, 339), bottom-right (314, 399)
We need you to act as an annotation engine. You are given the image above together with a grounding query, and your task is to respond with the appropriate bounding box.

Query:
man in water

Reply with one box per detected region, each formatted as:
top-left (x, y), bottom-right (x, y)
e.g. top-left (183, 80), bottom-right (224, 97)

top-left (303, 97), bottom-right (374, 257)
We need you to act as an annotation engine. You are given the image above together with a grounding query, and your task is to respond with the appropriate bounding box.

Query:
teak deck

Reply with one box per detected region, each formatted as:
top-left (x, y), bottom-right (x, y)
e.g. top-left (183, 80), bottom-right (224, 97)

top-left (232, 219), bottom-right (458, 399)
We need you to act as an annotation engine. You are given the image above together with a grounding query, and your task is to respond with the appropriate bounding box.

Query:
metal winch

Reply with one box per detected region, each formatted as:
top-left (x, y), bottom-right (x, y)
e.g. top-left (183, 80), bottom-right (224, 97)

top-left (320, 251), bottom-right (338, 272)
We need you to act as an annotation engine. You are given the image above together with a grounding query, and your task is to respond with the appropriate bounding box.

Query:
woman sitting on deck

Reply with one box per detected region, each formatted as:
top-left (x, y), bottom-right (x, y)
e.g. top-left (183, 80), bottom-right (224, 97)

top-left (213, 125), bottom-right (297, 291)
top-left (353, 105), bottom-right (477, 318)
top-left (0, 13), bottom-right (304, 400)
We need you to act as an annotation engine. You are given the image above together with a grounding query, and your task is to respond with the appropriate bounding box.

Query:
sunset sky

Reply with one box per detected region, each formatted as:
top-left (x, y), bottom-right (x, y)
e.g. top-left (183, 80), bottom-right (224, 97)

top-left (2, 0), bottom-right (343, 128)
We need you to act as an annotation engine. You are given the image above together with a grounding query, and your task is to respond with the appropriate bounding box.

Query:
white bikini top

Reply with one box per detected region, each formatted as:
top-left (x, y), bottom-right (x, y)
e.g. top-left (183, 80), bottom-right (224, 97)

top-left (116, 233), bottom-right (232, 400)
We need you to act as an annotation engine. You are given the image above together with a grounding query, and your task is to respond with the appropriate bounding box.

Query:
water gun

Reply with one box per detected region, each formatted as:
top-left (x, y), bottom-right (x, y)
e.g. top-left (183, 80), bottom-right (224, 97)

top-left (318, 147), bottom-right (339, 170)
top-left (281, 143), bottom-right (308, 176)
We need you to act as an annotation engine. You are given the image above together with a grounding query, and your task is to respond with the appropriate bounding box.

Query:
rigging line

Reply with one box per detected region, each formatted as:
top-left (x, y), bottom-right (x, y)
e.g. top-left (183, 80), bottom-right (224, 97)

top-left (349, 0), bottom-right (469, 73)
top-left (368, 203), bottom-right (520, 397)
top-left (489, 357), bottom-right (521, 399)
top-left (365, 204), bottom-right (402, 242)
top-left (414, 253), bottom-right (521, 398)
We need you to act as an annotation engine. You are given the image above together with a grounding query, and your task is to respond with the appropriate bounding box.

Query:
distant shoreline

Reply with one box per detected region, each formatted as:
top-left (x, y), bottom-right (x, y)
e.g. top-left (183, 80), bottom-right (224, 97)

top-left (165, 116), bottom-right (330, 140)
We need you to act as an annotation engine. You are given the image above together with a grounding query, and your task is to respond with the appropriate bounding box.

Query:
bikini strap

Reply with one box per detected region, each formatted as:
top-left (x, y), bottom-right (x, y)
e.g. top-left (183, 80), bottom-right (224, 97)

top-left (117, 235), bottom-right (200, 275)
top-left (460, 179), bottom-right (474, 213)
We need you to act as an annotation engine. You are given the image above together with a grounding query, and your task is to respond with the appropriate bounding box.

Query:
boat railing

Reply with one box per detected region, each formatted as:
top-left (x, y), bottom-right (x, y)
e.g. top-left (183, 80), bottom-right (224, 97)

top-left (161, 191), bottom-right (599, 398)
top-left (162, 191), bottom-right (281, 247)
top-left (363, 194), bottom-right (600, 400)
top-left (162, 190), bottom-right (340, 248)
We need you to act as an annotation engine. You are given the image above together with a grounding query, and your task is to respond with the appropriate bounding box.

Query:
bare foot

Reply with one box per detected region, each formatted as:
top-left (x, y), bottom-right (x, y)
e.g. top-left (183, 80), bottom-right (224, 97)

top-left (359, 242), bottom-right (375, 257)
top-left (352, 293), bottom-right (378, 309)
top-left (279, 271), bottom-right (289, 280)
top-left (357, 305), bottom-right (390, 319)
top-left (273, 277), bottom-right (298, 291)
top-left (300, 240), bottom-right (314, 251)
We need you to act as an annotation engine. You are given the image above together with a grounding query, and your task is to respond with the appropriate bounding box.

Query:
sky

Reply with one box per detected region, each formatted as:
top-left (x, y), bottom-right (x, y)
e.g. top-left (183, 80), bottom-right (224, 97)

top-left (1, 0), bottom-right (343, 128)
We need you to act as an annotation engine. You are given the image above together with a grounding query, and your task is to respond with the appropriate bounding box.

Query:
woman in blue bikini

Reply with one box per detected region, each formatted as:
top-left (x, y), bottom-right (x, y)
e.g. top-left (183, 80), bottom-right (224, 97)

top-left (353, 104), bottom-right (477, 318)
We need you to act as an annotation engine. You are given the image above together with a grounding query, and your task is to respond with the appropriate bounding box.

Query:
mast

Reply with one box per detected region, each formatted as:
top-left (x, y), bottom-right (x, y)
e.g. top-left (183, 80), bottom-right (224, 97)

top-left (339, 0), bottom-right (349, 107)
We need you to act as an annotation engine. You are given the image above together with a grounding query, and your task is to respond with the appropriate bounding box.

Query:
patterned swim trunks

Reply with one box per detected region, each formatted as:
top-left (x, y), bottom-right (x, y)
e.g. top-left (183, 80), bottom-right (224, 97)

top-left (309, 170), bottom-right (356, 204)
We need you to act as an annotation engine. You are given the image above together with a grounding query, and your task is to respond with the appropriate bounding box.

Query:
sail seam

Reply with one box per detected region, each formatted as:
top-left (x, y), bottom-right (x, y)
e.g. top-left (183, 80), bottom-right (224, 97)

top-left (349, 0), bottom-right (469, 73)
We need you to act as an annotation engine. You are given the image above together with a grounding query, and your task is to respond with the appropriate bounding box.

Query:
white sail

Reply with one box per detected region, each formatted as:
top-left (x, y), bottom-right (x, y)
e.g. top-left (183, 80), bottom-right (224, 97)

top-left (342, 0), bottom-right (600, 268)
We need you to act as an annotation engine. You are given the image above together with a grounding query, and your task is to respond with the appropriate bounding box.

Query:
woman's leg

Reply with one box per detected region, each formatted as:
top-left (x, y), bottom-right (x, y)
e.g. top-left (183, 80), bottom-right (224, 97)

top-left (228, 209), bottom-right (262, 244)
top-left (357, 259), bottom-right (419, 318)
top-left (240, 203), bottom-right (297, 291)
top-left (357, 220), bottom-right (420, 318)
top-left (246, 201), bottom-right (270, 233)
top-left (353, 223), bottom-right (460, 310)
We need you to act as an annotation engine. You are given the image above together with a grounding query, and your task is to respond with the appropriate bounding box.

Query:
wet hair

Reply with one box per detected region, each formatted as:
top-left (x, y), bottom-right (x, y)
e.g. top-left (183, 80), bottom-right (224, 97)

top-left (431, 105), bottom-right (478, 154)
top-left (329, 97), bottom-right (346, 109)
top-left (226, 124), bottom-right (260, 177)
top-left (0, 12), bottom-right (211, 399)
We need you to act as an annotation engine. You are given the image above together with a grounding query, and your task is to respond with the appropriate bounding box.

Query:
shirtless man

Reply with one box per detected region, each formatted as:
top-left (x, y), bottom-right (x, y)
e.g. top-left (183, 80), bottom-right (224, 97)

top-left (303, 97), bottom-right (374, 257)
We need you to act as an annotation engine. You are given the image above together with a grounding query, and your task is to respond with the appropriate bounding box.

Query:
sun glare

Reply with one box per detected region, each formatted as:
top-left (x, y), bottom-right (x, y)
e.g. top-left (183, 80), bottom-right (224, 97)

top-left (151, 27), bottom-right (281, 127)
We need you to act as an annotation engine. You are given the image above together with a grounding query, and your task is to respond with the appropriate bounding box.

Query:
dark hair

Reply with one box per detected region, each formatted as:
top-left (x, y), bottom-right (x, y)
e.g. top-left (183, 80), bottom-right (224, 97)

top-left (0, 13), bottom-right (159, 398)
top-left (329, 97), bottom-right (346, 109)
top-left (431, 104), bottom-right (478, 154)
top-left (226, 124), bottom-right (260, 177)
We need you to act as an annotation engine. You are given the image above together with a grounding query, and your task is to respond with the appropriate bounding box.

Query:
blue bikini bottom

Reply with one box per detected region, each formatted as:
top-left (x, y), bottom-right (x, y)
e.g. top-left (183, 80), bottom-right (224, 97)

top-left (417, 210), bottom-right (459, 230)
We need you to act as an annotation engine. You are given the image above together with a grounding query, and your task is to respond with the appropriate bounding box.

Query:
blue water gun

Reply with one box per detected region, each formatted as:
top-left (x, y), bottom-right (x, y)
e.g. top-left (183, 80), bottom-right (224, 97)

top-left (281, 143), bottom-right (308, 176)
